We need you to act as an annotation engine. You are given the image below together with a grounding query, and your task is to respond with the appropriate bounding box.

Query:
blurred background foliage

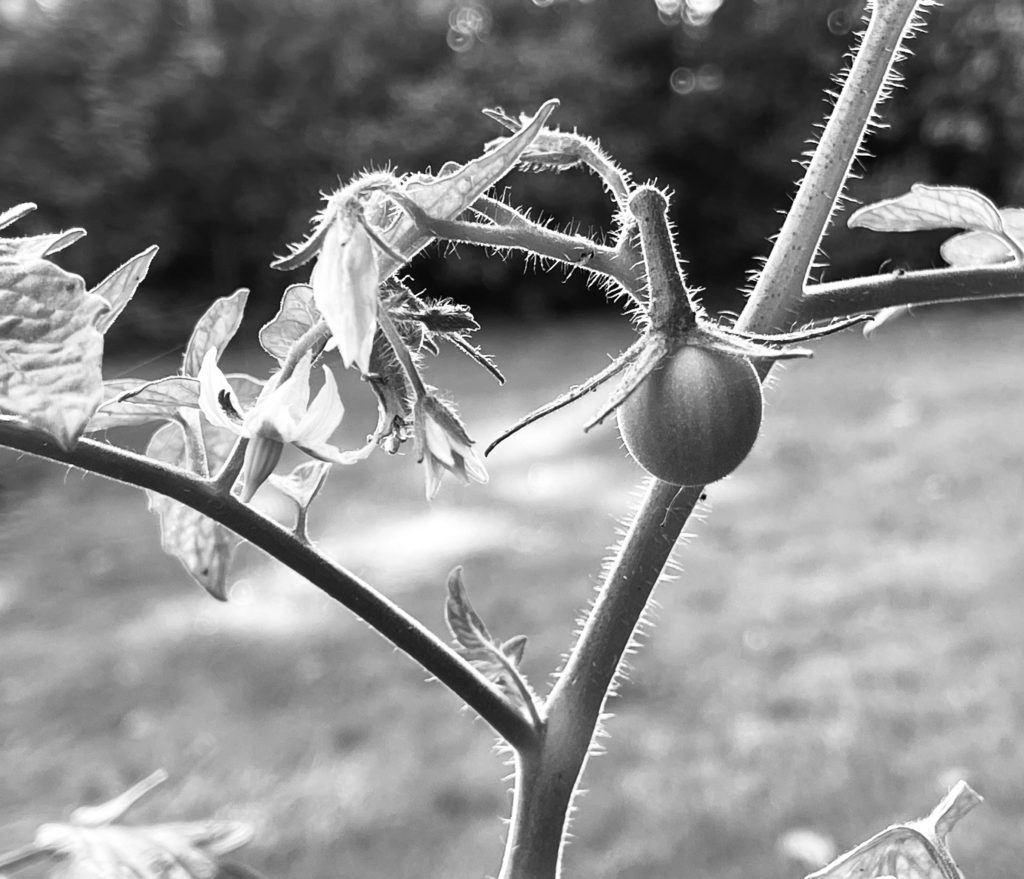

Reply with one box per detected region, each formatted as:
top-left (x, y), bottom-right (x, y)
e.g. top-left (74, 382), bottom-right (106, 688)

top-left (0, 0), bottom-right (1022, 339)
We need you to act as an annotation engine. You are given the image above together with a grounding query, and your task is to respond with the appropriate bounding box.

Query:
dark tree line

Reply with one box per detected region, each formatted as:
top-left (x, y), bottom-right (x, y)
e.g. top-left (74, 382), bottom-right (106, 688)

top-left (0, 0), bottom-right (1020, 339)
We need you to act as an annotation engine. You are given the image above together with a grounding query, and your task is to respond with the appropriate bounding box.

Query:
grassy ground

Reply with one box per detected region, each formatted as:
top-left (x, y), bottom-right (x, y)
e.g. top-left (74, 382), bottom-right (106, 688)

top-left (1, 306), bottom-right (1023, 878)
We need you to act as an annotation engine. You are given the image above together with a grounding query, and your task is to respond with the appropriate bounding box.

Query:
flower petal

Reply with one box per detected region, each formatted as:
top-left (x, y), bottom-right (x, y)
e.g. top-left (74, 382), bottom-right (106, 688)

top-left (198, 348), bottom-right (245, 434)
top-left (458, 448), bottom-right (489, 485)
top-left (294, 366), bottom-right (344, 444)
top-left (249, 354), bottom-right (314, 441)
top-left (296, 438), bottom-right (375, 466)
top-left (423, 453), bottom-right (446, 500)
top-left (313, 224), bottom-right (379, 374)
top-left (423, 414), bottom-right (456, 467)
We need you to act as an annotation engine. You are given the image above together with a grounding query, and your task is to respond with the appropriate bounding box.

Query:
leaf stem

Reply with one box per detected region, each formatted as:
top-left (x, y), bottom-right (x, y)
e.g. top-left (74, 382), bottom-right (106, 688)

top-left (798, 262), bottom-right (1024, 323)
top-left (391, 193), bottom-right (644, 304)
top-left (0, 423), bottom-right (536, 753)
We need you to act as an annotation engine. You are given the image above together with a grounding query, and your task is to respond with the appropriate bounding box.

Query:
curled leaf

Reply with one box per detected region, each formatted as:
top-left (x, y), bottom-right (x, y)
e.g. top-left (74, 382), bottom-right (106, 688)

top-left (93, 246), bottom-right (159, 334)
top-left (183, 289), bottom-right (249, 378)
top-left (806, 781), bottom-right (981, 879)
top-left (849, 184), bottom-right (1003, 235)
top-left (940, 208), bottom-right (1024, 267)
top-left (444, 567), bottom-right (533, 712)
top-left (0, 258), bottom-right (106, 449)
top-left (268, 460), bottom-right (330, 510)
top-left (0, 202), bottom-right (36, 230)
top-left (380, 99), bottom-right (559, 278)
top-left (0, 229), bottom-right (87, 260)
top-left (259, 284), bottom-right (320, 363)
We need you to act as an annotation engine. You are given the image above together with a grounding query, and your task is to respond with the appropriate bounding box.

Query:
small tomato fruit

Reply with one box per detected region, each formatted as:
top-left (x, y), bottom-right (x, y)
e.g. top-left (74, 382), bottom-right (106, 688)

top-left (616, 346), bottom-right (763, 486)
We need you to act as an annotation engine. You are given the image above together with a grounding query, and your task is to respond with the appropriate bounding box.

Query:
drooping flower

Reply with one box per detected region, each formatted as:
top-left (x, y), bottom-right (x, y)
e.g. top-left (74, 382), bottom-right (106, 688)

top-left (414, 394), bottom-right (488, 500)
top-left (198, 348), bottom-right (354, 502)
top-left (310, 211), bottom-right (380, 374)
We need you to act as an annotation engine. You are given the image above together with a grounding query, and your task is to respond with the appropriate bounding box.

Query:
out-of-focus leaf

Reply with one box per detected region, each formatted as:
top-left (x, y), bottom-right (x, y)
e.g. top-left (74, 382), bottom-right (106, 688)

top-left (0, 258), bottom-right (107, 449)
top-left (183, 289), bottom-right (249, 378)
top-left (777, 828), bottom-right (837, 870)
top-left (444, 567), bottom-right (532, 709)
top-left (849, 184), bottom-right (1002, 235)
top-left (259, 284), bottom-right (320, 363)
top-left (863, 305), bottom-right (912, 337)
top-left (34, 820), bottom-right (252, 879)
top-left (806, 781), bottom-right (981, 879)
top-left (0, 229), bottom-right (87, 260)
top-left (145, 421), bottom-right (235, 599)
top-left (268, 460), bottom-right (330, 510)
top-left (940, 208), bottom-right (1024, 266)
top-left (69, 771), bottom-right (169, 828)
top-left (92, 246), bottom-right (159, 334)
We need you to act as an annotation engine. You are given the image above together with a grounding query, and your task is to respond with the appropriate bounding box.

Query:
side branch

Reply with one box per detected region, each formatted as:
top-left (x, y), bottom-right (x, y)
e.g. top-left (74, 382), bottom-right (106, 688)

top-left (0, 423), bottom-right (537, 752)
top-left (797, 263), bottom-right (1024, 323)
top-left (392, 194), bottom-right (644, 301)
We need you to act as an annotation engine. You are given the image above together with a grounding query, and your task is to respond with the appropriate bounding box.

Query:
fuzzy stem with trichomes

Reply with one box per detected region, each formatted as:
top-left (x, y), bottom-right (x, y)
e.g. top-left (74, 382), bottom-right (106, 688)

top-left (798, 262), bottom-right (1024, 323)
top-left (0, 421), bottom-right (537, 753)
top-left (377, 305), bottom-right (428, 399)
top-left (391, 191), bottom-right (645, 303)
top-left (498, 3), bottom-right (925, 877)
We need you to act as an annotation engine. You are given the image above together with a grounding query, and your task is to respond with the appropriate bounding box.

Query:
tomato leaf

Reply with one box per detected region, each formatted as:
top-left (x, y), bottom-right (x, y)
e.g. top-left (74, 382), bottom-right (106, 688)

top-left (0, 229), bottom-right (87, 260)
top-left (0, 202), bottom-right (36, 230)
top-left (93, 246), bottom-right (160, 334)
top-left (34, 820), bottom-right (252, 879)
top-left (88, 377), bottom-right (200, 431)
top-left (182, 289), bottom-right (249, 378)
top-left (268, 460), bottom-right (330, 510)
top-left (145, 421), bottom-right (235, 599)
top-left (444, 567), bottom-right (532, 708)
top-left (940, 207), bottom-right (1024, 266)
top-left (0, 259), bottom-right (107, 449)
top-left (382, 99), bottom-right (558, 276)
top-left (806, 781), bottom-right (981, 879)
top-left (259, 284), bottom-right (320, 363)
top-left (849, 184), bottom-right (1003, 235)
top-left (69, 771), bottom-right (169, 828)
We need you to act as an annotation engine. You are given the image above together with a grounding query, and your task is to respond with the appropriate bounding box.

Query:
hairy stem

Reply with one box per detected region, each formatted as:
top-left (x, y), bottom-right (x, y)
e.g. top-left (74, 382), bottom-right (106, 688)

top-left (628, 186), bottom-right (696, 331)
top-left (394, 194), bottom-right (644, 303)
top-left (0, 423), bottom-right (536, 752)
top-left (797, 262), bottom-right (1024, 323)
top-left (499, 2), bottom-right (926, 876)
top-left (737, 0), bottom-right (924, 333)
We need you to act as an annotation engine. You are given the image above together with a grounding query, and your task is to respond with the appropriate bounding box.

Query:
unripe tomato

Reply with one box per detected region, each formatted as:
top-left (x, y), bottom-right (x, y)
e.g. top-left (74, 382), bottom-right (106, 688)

top-left (616, 346), bottom-right (763, 486)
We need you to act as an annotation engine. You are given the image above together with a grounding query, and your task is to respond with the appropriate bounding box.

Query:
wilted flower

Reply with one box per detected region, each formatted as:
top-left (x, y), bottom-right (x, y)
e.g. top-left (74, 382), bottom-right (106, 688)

top-left (414, 394), bottom-right (488, 499)
top-left (309, 206), bottom-right (380, 374)
top-left (198, 348), bottom-right (350, 502)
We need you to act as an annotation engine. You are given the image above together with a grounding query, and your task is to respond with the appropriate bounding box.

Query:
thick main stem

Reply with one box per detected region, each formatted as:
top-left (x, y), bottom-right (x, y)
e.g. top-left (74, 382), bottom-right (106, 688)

top-left (498, 2), bottom-right (925, 877)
